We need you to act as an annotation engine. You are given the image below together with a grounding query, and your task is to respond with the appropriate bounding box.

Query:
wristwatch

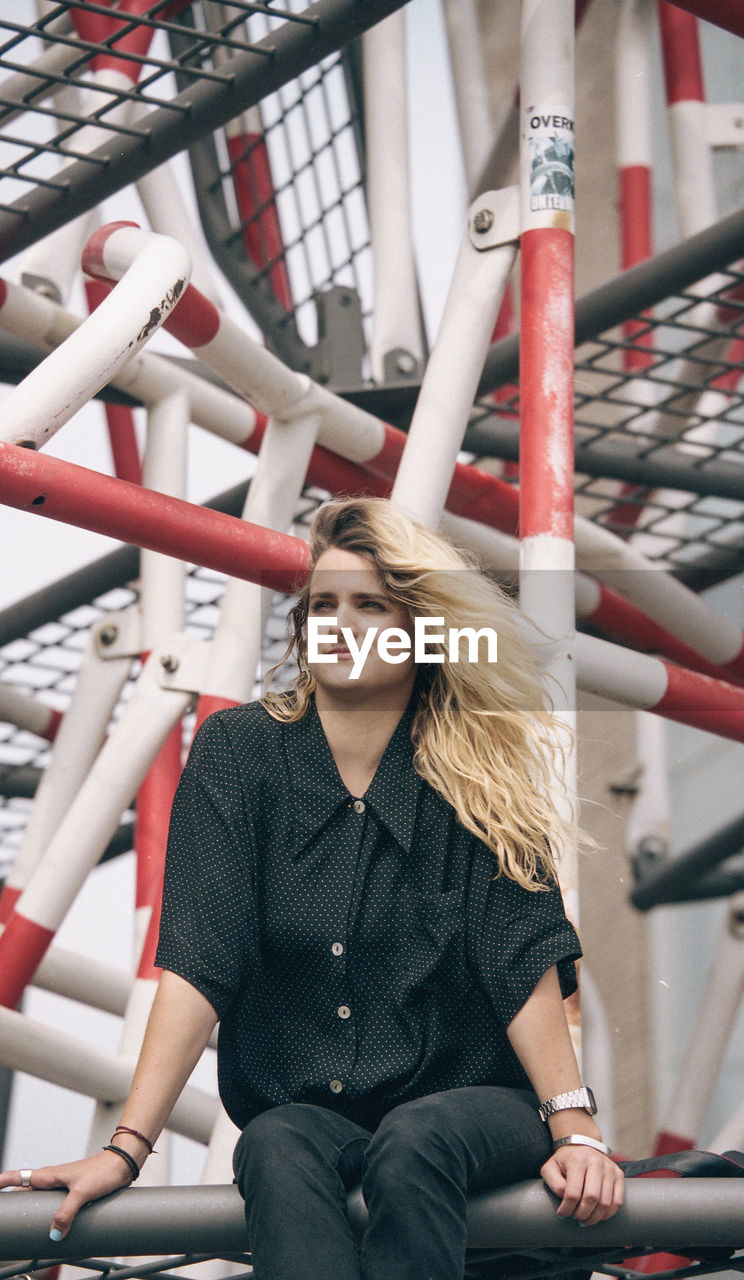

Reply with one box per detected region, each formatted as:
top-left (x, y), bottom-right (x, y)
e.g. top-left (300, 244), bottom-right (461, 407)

top-left (538, 1085), bottom-right (597, 1123)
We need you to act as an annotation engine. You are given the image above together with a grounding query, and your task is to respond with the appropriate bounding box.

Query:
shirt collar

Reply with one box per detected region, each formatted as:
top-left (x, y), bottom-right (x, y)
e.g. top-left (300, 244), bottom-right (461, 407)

top-left (283, 698), bottom-right (422, 854)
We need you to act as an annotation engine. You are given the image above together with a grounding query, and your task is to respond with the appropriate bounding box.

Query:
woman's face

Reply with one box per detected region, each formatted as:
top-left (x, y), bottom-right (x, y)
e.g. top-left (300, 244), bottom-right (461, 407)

top-left (306, 547), bottom-right (416, 702)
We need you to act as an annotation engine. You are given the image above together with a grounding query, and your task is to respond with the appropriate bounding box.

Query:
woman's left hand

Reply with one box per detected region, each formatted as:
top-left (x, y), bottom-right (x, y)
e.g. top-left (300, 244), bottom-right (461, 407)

top-left (540, 1144), bottom-right (625, 1225)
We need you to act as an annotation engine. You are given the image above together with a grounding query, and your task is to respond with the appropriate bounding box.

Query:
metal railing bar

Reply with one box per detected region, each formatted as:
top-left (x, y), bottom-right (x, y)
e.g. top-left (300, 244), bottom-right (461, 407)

top-left (3, 1180), bottom-right (744, 1257)
top-left (461, 415), bottom-right (744, 502)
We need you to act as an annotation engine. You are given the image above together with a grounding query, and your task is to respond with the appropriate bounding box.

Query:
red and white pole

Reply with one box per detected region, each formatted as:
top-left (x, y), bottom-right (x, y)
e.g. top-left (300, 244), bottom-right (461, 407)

top-left (209, 4), bottom-right (291, 310)
top-left (574, 631), bottom-right (744, 743)
top-left (617, 0), bottom-right (654, 284)
top-left (445, 510), bottom-right (743, 682)
top-left (0, 440), bottom-right (311, 592)
top-left (518, 0), bottom-right (578, 911)
top-left (223, 105), bottom-right (292, 309)
top-left (0, 654), bottom-right (194, 1011)
top-left (608, 0), bottom-right (656, 529)
top-left (659, 2), bottom-right (716, 240)
top-left (0, 686), bottom-right (61, 745)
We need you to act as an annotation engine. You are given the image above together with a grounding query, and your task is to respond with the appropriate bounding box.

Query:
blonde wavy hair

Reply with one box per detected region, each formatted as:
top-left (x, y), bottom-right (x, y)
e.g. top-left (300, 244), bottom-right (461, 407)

top-left (262, 497), bottom-right (573, 890)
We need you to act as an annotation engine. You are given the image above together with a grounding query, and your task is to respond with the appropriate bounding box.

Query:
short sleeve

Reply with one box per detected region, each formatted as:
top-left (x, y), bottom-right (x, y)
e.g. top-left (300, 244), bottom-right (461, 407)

top-left (469, 862), bottom-right (581, 1027)
top-left (155, 713), bottom-right (257, 1020)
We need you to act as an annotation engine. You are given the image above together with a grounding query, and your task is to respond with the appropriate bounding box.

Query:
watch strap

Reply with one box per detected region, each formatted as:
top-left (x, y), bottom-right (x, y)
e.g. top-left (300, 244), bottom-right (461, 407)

top-left (538, 1085), bottom-right (597, 1123)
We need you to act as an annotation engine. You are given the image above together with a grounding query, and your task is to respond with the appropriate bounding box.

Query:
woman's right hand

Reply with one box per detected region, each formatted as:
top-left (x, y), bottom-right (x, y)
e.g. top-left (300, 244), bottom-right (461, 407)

top-left (0, 1148), bottom-right (135, 1242)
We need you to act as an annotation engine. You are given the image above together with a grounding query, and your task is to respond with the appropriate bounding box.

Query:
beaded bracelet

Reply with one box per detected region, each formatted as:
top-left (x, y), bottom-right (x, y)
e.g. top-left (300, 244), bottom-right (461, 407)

top-left (103, 1144), bottom-right (140, 1182)
top-left (113, 1125), bottom-right (157, 1155)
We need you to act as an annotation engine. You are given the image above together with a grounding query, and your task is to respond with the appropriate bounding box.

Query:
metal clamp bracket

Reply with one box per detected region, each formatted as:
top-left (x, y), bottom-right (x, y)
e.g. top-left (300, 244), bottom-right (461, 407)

top-left (92, 609), bottom-right (142, 661)
top-left (153, 635), bottom-right (212, 695)
top-left (469, 187), bottom-right (520, 251)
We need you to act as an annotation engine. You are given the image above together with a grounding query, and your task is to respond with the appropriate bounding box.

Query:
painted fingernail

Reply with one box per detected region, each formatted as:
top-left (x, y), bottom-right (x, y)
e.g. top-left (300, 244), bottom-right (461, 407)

top-left (49, 1228), bottom-right (63, 1242)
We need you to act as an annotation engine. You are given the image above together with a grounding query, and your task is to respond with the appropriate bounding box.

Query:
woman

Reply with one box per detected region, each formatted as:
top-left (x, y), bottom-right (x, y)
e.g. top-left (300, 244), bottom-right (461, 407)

top-left (1, 498), bottom-right (624, 1277)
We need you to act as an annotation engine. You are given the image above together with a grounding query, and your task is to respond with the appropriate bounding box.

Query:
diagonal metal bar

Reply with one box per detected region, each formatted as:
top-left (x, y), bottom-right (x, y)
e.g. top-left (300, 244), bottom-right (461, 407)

top-left (0, 0), bottom-right (410, 265)
top-left (461, 415), bottom-right (744, 503)
top-left (345, 205), bottom-right (744, 421)
top-left (631, 811), bottom-right (744, 911)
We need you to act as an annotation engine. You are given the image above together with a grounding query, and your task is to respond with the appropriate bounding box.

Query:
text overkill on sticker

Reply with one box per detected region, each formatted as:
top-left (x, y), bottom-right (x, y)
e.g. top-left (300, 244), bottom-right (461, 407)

top-left (526, 110), bottom-right (574, 216)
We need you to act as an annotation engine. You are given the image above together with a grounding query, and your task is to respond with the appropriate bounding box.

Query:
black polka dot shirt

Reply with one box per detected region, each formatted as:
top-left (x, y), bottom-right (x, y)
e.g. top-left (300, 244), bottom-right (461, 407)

top-left (156, 699), bottom-right (581, 1132)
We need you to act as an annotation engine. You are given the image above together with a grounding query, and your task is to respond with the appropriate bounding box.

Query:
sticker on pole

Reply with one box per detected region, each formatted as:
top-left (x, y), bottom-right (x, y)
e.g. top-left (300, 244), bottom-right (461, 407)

top-left (525, 109), bottom-right (574, 226)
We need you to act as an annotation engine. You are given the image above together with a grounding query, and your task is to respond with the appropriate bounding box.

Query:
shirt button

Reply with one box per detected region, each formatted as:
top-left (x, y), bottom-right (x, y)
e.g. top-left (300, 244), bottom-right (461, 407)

top-left (329, 1079), bottom-right (344, 1093)
top-left (352, 799), bottom-right (365, 814)
top-left (337, 1005), bottom-right (351, 1019)
top-left (331, 942), bottom-right (344, 956)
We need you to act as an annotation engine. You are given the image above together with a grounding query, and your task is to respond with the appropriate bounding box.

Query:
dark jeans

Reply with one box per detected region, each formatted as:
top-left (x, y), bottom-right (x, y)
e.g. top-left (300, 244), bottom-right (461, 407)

top-left (232, 1086), bottom-right (553, 1280)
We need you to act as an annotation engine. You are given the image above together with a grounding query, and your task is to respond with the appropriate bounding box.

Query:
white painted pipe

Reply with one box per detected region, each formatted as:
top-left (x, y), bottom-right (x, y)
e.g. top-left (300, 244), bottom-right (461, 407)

top-left (30, 945), bottom-right (219, 1050)
top-left (0, 683), bottom-right (60, 740)
top-left (616, 0), bottom-right (654, 173)
top-left (0, 1003), bottom-right (216, 1142)
top-left (140, 394), bottom-right (189, 652)
top-left (18, 657), bottom-right (190, 932)
top-left (0, 280), bottom-right (264, 446)
top-left (363, 11), bottom-right (423, 382)
top-left (575, 632), bottom-right (674, 710)
top-left (4, 621), bottom-right (132, 904)
top-left (391, 188), bottom-right (519, 528)
top-left (624, 712), bottom-right (672, 868)
top-left (32, 945), bottom-right (132, 1014)
top-left (658, 900), bottom-right (744, 1147)
top-left (202, 1107), bottom-right (242, 1184)
top-left (710, 1088), bottom-right (744, 1154)
top-left (133, 104), bottom-right (221, 306)
top-left (579, 965), bottom-right (616, 1152)
top-left (441, 0), bottom-right (494, 193)
top-left (0, 230), bottom-right (192, 450)
top-left (200, 410), bottom-right (321, 705)
top-left (668, 103), bottom-right (718, 240)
